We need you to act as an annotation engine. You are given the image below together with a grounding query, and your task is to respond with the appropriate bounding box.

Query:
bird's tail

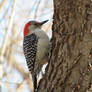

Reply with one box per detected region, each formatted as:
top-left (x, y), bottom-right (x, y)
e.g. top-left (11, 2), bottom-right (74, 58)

top-left (32, 74), bottom-right (37, 92)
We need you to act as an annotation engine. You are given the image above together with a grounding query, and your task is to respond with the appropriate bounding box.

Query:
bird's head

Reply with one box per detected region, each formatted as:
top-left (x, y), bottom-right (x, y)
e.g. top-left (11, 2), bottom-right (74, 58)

top-left (24, 20), bottom-right (48, 37)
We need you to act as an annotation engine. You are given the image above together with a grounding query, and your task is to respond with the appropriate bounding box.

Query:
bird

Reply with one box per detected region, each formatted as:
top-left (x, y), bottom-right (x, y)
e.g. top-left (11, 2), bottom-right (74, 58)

top-left (23, 20), bottom-right (50, 92)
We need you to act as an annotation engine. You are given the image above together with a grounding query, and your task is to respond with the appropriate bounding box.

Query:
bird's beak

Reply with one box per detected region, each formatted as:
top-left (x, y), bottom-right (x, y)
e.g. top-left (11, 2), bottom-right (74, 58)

top-left (40, 20), bottom-right (48, 25)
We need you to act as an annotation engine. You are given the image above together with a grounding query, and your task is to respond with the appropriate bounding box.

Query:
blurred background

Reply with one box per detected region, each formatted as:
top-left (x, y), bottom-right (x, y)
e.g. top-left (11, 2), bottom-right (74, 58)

top-left (0, 0), bottom-right (53, 92)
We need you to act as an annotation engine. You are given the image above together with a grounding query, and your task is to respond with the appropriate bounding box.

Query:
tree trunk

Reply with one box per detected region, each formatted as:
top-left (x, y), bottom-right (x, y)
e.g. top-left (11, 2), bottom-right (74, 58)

top-left (38, 0), bottom-right (92, 92)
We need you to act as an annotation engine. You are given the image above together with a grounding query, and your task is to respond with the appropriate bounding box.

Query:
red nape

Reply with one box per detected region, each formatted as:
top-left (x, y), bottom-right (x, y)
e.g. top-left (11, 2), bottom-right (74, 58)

top-left (24, 22), bottom-right (31, 37)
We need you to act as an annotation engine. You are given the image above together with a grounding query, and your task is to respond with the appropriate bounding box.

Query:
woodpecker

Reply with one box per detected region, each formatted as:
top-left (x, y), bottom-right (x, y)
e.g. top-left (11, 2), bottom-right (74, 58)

top-left (23, 20), bottom-right (50, 92)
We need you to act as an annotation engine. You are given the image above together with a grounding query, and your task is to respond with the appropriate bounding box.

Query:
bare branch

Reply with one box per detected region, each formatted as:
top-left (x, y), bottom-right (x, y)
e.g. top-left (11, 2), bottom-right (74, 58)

top-left (0, 0), bottom-right (17, 62)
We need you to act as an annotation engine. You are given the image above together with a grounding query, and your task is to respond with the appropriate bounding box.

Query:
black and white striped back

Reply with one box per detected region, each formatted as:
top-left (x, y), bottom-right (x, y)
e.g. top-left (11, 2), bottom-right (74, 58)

top-left (23, 33), bottom-right (38, 74)
top-left (23, 33), bottom-right (38, 92)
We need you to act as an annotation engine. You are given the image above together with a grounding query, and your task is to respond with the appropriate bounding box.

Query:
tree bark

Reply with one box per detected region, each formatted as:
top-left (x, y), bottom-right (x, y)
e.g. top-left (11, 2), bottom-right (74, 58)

top-left (38, 0), bottom-right (92, 92)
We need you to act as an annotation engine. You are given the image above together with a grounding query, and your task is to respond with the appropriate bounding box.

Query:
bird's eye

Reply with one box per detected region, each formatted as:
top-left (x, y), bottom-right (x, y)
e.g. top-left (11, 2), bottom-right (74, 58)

top-left (35, 22), bottom-right (40, 26)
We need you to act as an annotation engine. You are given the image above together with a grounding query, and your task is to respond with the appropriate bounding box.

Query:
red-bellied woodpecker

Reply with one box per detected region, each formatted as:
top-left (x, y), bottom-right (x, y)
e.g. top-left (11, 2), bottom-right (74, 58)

top-left (23, 20), bottom-right (50, 92)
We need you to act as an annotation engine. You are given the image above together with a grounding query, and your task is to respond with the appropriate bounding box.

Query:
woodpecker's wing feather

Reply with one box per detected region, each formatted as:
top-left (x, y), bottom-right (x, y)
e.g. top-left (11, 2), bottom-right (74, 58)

top-left (23, 33), bottom-right (38, 92)
top-left (23, 33), bottom-right (38, 73)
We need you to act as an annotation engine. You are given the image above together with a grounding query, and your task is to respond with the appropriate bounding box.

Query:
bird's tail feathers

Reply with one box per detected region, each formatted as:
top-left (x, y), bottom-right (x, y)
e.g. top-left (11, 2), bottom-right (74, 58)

top-left (32, 74), bottom-right (37, 92)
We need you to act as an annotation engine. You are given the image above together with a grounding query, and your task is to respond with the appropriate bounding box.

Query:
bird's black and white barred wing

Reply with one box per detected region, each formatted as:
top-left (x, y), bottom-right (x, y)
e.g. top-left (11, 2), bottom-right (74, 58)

top-left (23, 33), bottom-right (38, 73)
top-left (23, 33), bottom-right (38, 92)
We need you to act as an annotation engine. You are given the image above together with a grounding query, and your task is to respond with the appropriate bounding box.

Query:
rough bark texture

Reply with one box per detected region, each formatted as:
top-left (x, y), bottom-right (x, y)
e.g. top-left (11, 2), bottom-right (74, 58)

top-left (38, 0), bottom-right (92, 92)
